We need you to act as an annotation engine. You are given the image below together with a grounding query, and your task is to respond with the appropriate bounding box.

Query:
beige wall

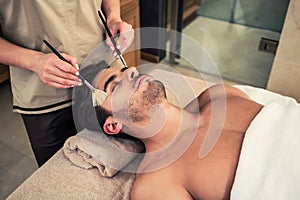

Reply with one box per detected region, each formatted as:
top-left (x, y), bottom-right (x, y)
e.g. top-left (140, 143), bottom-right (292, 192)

top-left (267, 0), bottom-right (300, 102)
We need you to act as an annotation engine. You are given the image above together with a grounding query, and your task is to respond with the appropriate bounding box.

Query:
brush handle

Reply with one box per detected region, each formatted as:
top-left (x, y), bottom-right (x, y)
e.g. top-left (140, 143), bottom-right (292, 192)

top-left (97, 10), bottom-right (122, 56)
top-left (43, 40), bottom-right (69, 63)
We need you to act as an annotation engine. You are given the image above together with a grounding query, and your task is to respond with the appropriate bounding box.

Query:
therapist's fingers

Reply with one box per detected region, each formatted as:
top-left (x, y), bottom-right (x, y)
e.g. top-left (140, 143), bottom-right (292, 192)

top-left (109, 30), bottom-right (135, 58)
top-left (43, 73), bottom-right (82, 88)
top-left (61, 53), bottom-right (78, 70)
top-left (115, 29), bottom-right (134, 53)
top-left (106, 21), bottom-right (134, 53)
top-left (35, 53), bottom-right (81, 88)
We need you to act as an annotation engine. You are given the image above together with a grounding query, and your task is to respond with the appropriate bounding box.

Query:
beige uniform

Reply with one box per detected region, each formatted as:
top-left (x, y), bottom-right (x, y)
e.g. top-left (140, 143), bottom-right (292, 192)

top-left (0, 0), bottom-right (104, 114)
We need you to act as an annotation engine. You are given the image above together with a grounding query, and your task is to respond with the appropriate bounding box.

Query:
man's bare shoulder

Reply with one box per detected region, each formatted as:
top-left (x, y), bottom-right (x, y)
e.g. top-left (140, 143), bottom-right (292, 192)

top-left (184, 84), bottom-right (255, 113)
top-left (131, 172), bottom-right (193, 200)
top-left (201, 84), bottom-right (252, 102)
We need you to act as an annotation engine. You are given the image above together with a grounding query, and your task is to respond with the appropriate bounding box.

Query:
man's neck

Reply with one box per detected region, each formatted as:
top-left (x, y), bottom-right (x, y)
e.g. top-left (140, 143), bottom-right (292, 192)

top-left (140, 101), bottom-right (200, 153)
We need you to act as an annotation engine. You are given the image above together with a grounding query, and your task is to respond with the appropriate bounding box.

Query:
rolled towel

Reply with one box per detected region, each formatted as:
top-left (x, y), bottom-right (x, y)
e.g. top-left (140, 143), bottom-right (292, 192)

top-left (63, 129), bottom-right (144, 177)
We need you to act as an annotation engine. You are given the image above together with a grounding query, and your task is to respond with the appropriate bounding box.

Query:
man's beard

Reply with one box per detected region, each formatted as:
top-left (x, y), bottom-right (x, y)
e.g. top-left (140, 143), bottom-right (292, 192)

top-left (128, 80), bottom-right (166, 123)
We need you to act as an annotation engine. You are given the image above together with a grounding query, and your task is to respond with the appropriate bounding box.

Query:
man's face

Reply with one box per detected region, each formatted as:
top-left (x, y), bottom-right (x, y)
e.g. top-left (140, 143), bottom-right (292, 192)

top-left (94, 65), bottom-right (166, 126)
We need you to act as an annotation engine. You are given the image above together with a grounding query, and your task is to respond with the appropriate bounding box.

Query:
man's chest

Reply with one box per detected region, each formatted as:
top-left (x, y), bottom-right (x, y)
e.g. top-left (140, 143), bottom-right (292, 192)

top-left (201, 96), bottom-right (263, 133)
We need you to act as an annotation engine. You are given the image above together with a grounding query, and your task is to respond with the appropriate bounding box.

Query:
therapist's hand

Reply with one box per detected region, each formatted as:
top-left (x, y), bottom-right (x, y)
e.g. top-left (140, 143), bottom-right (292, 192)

top-left (106, 19), bottom-right (134, 57)
top-left (34, 53), bottom-right (81, 89)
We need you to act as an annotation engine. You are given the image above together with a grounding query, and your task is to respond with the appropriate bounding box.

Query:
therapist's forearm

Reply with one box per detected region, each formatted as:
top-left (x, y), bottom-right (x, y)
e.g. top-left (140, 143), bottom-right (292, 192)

top-left (102, 0), bottom-right (122, 24)
top-left (0, 37), bottom-right (42, 72)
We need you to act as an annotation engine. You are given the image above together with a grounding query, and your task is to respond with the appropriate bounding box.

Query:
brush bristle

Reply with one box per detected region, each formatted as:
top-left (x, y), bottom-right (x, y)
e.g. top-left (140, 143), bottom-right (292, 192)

top-left (92, 89), bottom-right (107, 106)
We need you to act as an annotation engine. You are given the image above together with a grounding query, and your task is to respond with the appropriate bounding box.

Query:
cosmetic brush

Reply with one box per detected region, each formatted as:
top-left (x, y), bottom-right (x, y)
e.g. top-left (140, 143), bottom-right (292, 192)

top-left (43, 39), bottom-right (107, 105)
top-left (98, 10), bottom-right (128, 68)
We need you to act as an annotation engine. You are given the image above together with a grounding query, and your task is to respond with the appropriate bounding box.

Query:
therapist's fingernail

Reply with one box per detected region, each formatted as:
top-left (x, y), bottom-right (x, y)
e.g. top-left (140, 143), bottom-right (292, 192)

top-left (110, 46), bottom-right (115, 51)
top-left (77, 82), bottom-right (83, 86)
top-left (113, 52), bottom-right (117, 57)
top-left (116, 44), bottom-right (121, 49)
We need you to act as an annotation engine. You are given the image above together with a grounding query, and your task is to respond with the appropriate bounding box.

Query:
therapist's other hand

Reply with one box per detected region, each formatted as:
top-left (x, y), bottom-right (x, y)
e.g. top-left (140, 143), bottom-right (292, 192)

top-left (34, 53), bottom-right (81, 89)
top-left (106, 20), bottom-right (134, 57)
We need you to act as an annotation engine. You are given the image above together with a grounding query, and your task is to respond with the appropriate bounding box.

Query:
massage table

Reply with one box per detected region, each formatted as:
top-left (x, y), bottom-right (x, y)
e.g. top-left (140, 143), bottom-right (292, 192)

top-left (7, 68), bottom-right (300, 200)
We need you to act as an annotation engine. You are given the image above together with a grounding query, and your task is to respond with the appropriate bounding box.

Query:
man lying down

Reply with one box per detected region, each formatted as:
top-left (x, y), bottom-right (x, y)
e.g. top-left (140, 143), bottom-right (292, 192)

top-left (73, 61), bottom-right (300, 199)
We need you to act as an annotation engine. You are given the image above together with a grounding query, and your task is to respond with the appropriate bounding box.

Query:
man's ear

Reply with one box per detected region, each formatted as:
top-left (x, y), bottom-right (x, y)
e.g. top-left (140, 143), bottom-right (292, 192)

top-left (103, 116), bottom-right (123, 135)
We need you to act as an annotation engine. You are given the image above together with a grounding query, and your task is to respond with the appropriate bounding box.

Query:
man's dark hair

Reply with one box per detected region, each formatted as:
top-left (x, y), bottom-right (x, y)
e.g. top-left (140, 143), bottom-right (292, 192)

top-left (73, 61), bottom-right (112, 132)
top-left (73, 61), bottom-right (139, 141)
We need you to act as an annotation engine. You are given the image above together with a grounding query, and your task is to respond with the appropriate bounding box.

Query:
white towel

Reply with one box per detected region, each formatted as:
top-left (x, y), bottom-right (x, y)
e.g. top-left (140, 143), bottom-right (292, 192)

top-left (231, 89), bottom-right (300, 199)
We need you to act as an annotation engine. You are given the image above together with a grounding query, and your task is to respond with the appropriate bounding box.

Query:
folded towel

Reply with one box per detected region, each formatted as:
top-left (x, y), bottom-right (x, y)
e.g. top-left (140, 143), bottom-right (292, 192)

top-left (63, 129), bottom-right (144, 177)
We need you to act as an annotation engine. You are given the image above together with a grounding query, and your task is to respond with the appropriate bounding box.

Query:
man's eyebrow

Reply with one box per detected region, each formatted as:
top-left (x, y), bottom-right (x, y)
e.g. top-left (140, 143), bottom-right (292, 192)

top-left (121, 67), bottom-right (128, 72)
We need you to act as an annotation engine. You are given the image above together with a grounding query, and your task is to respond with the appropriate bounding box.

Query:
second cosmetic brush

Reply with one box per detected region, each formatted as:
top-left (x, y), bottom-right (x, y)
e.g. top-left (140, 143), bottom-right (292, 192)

top-left (98, 10), bottom-right (128, 68)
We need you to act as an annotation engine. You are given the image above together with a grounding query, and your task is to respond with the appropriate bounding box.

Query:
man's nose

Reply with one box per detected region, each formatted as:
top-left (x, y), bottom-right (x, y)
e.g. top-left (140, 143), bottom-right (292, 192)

top-left (125, 67), bottom-right (139, 82)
